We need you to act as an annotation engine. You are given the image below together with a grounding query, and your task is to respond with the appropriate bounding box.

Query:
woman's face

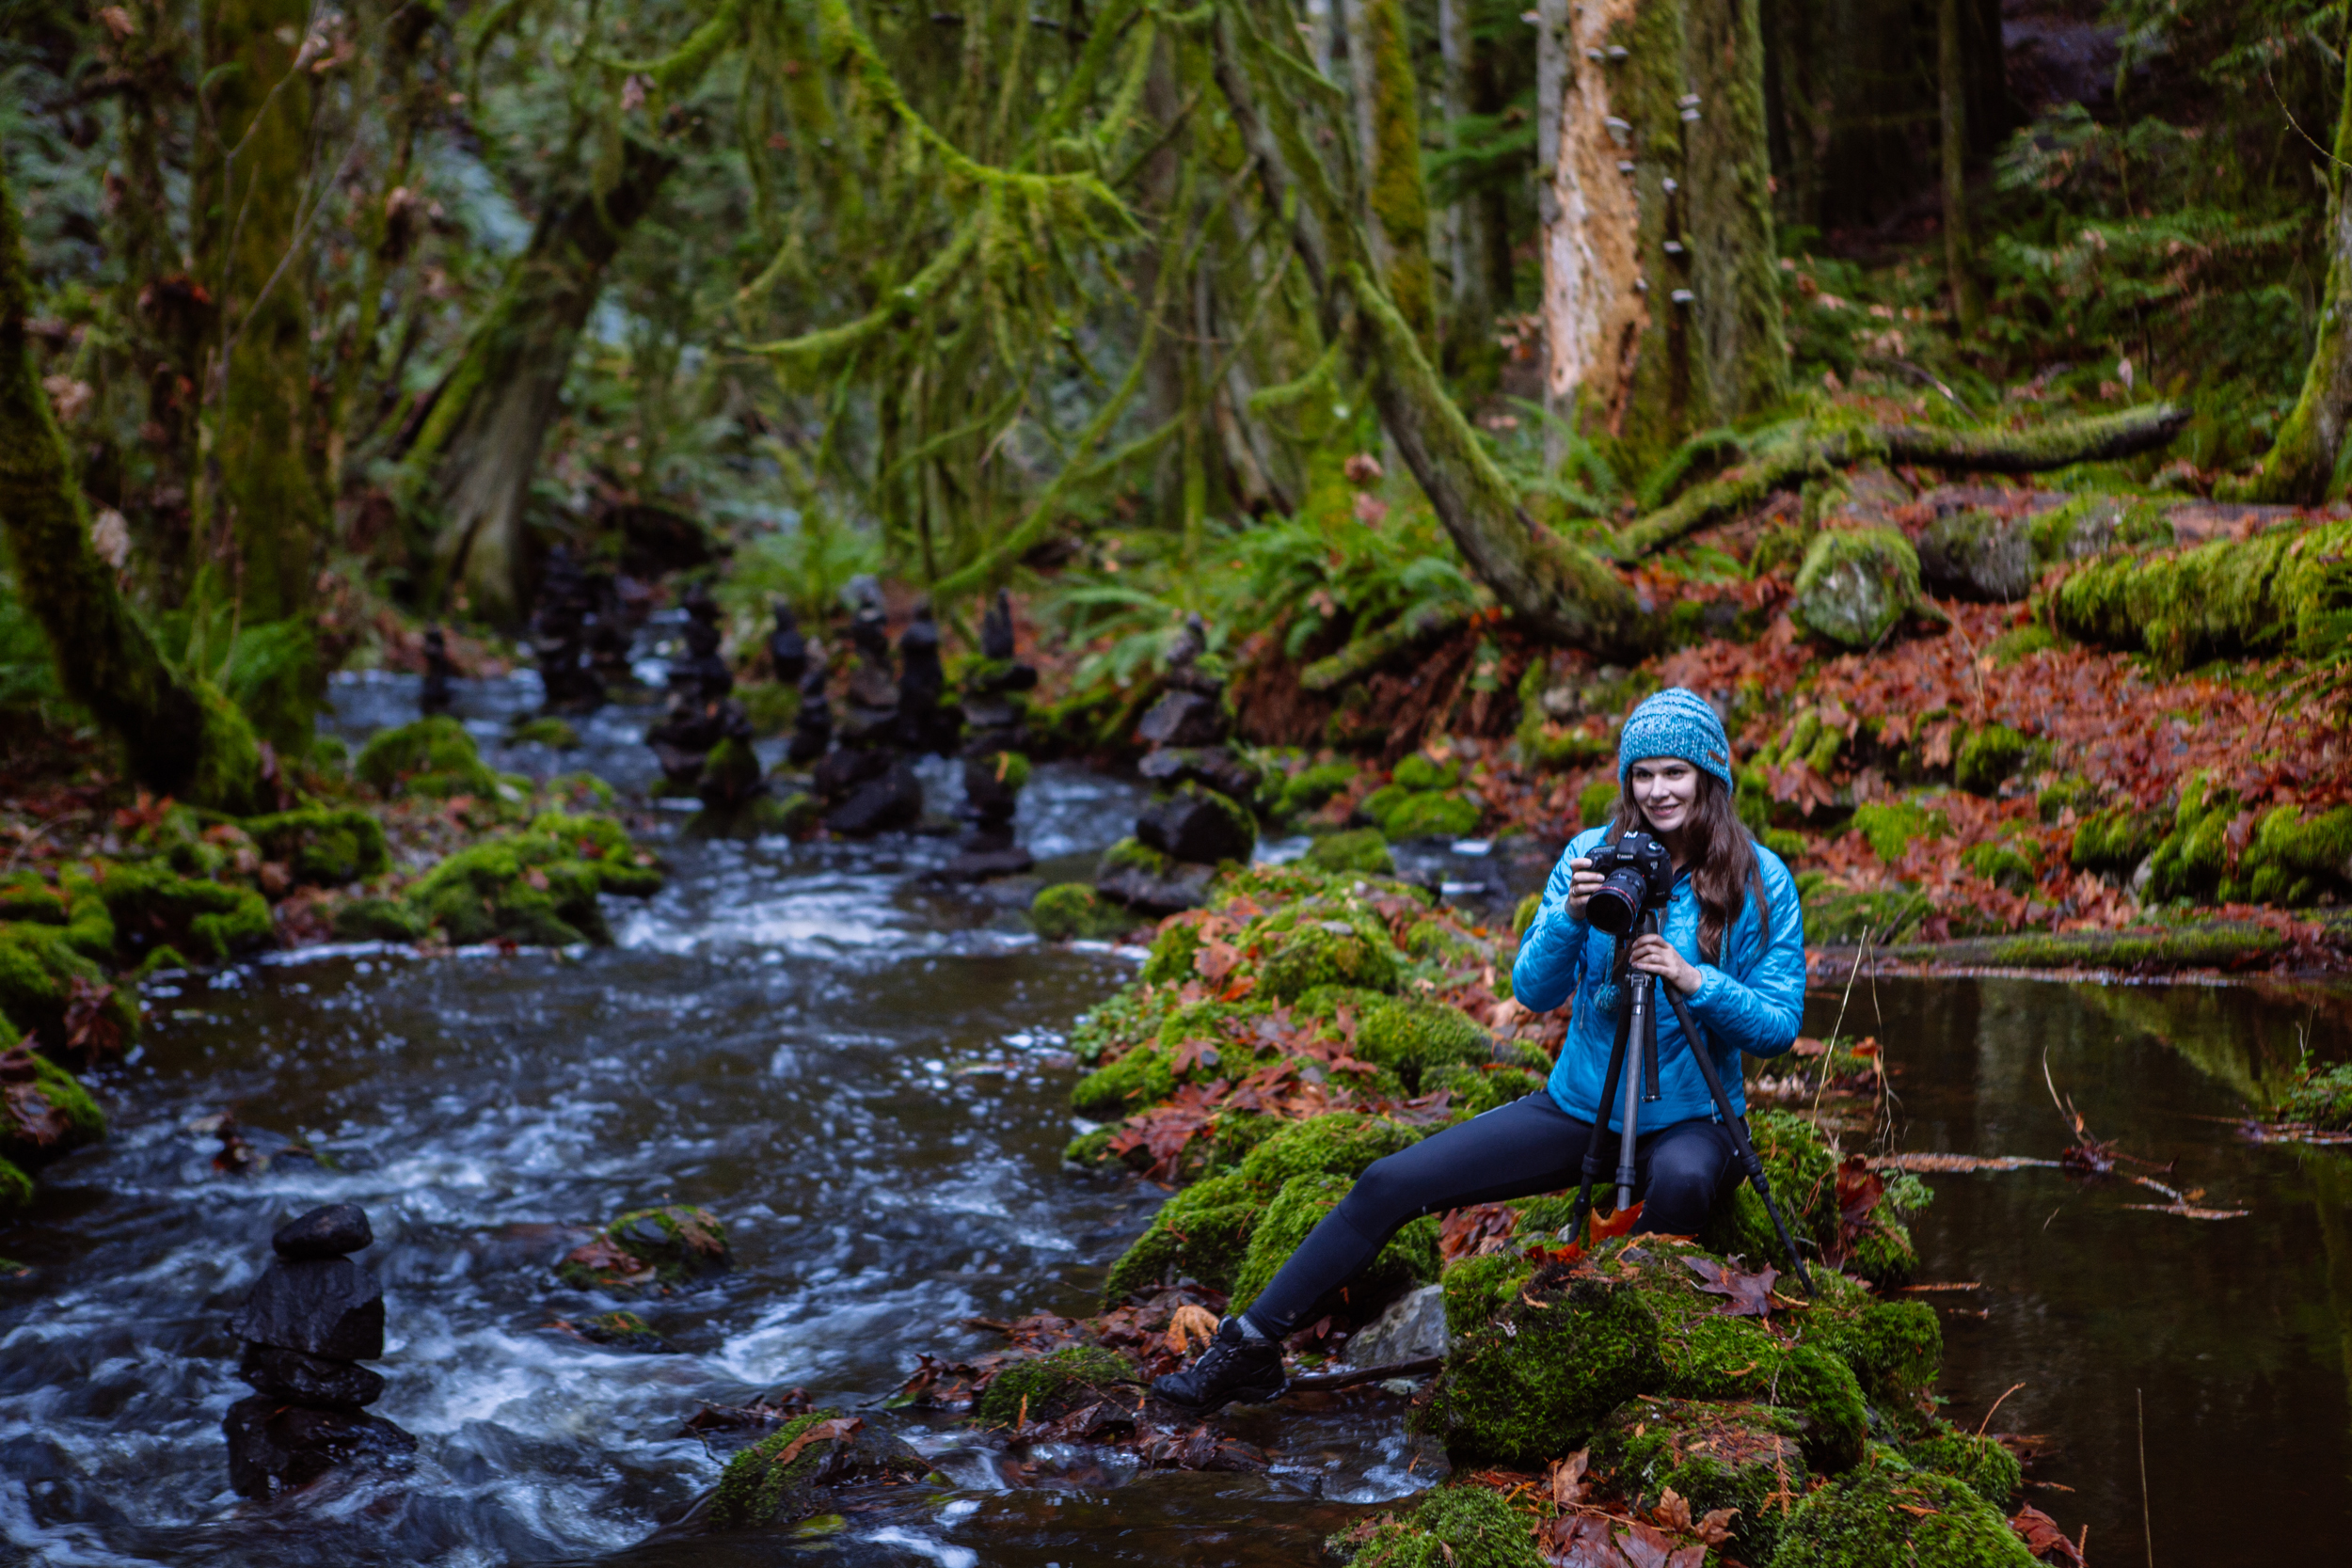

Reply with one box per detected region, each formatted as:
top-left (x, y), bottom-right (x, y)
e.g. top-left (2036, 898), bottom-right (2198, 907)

top-left (1628, 757), bottom-right (1701, 836)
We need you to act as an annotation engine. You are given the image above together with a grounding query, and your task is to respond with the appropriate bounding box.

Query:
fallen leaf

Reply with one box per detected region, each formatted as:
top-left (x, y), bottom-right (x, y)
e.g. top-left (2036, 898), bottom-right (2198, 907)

top-left (2009, 1504), bottom-right (2087, 1566)
top-left (1651, 1485), bottom-right (1692, 1532)
top-left (1590, 1200), bottom-right (1645, 1241)
top-left (1693, 1507), bottom-right (1740, 1546)
top-left (1167, 1303), bottom-right (1218, 1356)
top-left (1550, 1448), bottom-right (1590, 1506)
top-left (1683, 1255), bottom-right (1778, 1317)
top-left (1614, 1520), bottom-right (1676, 1568)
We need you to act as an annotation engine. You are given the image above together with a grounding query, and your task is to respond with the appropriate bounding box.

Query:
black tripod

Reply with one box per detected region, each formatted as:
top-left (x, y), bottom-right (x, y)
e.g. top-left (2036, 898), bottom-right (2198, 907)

top-left (1567, 909), bottom-right (1817, 1298)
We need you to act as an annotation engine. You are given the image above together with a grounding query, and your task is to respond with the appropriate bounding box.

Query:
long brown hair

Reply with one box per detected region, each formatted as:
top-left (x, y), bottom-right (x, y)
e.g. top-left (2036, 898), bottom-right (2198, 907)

top-left (1611, 771), bottom-right (1771, 964)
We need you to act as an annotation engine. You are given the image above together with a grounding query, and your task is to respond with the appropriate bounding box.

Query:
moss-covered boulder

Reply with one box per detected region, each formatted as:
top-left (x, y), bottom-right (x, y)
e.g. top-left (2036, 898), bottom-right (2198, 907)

top-left (91, 862), bottom-right (273, 966)
top-left (705, 1409), bottom-right (876, 1530)
top-left (1032, 882), bottom-right (1137, 942)
top-left (1954, 723), bottom-right (2030, 797)
top-left (972, 1345), bottom-right (1135, 1425)
top-left (1901, 1425), bottom-right (2023, 1510)
top-left (0, 923), bottom-right (139, 1053)
top-left (356, 716), bottom-right (502, 800)
top-left (1232, 1171), bottom-right (1439, 1313)
top-left (1363, 785), bottom-right (1483, 842)
top-left (1279, 760), bottom-right (1360, 819)
top-left (244, 808), bottom-right (389, 887)
top-left (1591, 1394), bottom-right (1809, 1565)
top-left (1070, 1041), bottom-right (1177, 1120)
top-left (1422, 1062), bottom-right (1547, 1117)
top-left (330, 896), bottom-right (427, 943)
top-left (405, 811), bottom-right (660, 946)
top-left (1103, 1170), bottom-right (1266, 1302)
top-left (556, 1204), bottom-right (732, 1291)
top-left (1236, 1112), bottom-right (1422, 1188)
top-left (1355, 996), bottom-right (1492, 1092)
top-left (1790, 528), bottom-right (1923, 650)
top-left (0, 872), bottom-right (66, 926)
top-left (2069, 804), bottom-right (2162, 874)
top-left (508, 715), bottom-right (580, 749)
top-left (0, 1043), bottom-right (103, 1170)
top-left (1260, 920), bottom-right (1400, 1002)
top-left (1306, 828), bottom-right (1395, 874)
top-left (1850, 800), bottom-right (1945, 863)
top-left (1327, 1482), bottom-right (1546, 1568)
top-left (1766, 1448), bottom-right (2037, 1568)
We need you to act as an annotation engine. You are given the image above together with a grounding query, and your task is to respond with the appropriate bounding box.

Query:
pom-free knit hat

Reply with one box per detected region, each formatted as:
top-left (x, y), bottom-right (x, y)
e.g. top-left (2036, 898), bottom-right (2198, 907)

top-left (1617, 688), bottom-right (1734, 788)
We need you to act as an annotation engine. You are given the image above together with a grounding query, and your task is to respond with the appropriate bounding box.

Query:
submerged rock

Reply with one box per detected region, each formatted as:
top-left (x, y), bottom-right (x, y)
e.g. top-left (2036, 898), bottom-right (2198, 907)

top-left (223, 1397), bottom-right (417, 1499)
top-left (704, 1410), bottom-right (916, 1530)
top-left (557, 1204), bottom-right (733, 1291)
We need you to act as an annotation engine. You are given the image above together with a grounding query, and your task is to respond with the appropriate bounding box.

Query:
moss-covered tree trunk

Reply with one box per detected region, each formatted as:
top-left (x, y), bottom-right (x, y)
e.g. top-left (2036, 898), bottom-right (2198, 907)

top-left (1436, 0), bottom-right (1495, 369)
top-left (1341, 0), bottom-right (1436, 348)
top-left (1, 166), bottom-right (267, 814)
top-left (1535, 0), bottom-right (1787, 472)
top-left (2249, 29), bottom-right (2352, 502)
top-left (195, 0), bottom-right (323, 624)
top-left (400, 139), bottom-right (677, 623)
top-left (1935, 0), bottom-right (1979, 331)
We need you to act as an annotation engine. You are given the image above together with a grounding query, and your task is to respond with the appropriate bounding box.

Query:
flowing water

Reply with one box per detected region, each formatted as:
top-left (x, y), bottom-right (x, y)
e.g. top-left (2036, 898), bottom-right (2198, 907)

top-left (1, 673), bottom-right (2346, 1566)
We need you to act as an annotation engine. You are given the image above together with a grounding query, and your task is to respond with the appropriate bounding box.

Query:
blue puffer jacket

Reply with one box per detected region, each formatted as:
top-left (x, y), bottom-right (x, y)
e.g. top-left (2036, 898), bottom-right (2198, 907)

top-left (1511, 826), bottom-right (1806, 1131)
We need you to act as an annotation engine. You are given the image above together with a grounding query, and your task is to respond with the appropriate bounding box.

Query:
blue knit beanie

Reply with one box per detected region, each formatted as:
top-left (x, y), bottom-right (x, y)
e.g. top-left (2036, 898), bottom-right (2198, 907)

top-left (1617, 688), bottom-right (1734, 788)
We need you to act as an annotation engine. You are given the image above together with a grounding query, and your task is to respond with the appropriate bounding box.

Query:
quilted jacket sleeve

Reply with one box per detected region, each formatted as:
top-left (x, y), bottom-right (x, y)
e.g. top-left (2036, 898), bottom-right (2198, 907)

top-left (1510, 832), bottom-right (1599, 1013)
top-left (1684, 847), bottom-right (1806, 1059)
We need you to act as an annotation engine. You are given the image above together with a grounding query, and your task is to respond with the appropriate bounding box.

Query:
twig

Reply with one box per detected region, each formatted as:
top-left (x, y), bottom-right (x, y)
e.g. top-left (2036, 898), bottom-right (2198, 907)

top-left (1285, 1354), bottom-right (1444, 1391)
top-left (1974, 1380), bottom-right (2026, 1438)
top-left (2, 810), bottom-right (91, 870)
top-left (1814, 927), bottom-right (1871, 1124)
top-left (2137, 1386), bottom-right (2153, 1568)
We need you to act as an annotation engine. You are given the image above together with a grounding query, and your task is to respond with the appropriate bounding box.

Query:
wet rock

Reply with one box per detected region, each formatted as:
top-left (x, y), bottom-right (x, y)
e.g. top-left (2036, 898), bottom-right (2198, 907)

top-left (812, 743), bottom-right (894, 801)
top-left (570, 1309), bottom-right (675, 1354)
top-left (238, 1342), bottom-right (387, 1408)
top-left (557, 1204), bottom-right (733, 1291)
top-left (273, 1203), bottom-right (373, 1260)
top-left (895, 602), bottom-right (958, 753)
top-left (230, 1257), bottom-right (386, 1360)
top-left (1136, 785), bottom-right (1255, 864)
top-left (823, 758), bottom-right (924, 838)
top-left (419, 626), bottom-right (458, 716)
top-left (1914, 509), bottom-right (2032, 602)
top-left (1789, 527), bottom-right (1924, 650)
top-left (765, 600), bottom-right (807, 686)
top-left (1135, 689), bottom-right (1227, 749)
top-left (705, 1410), bottom-right (919, 1530)
top-left (934, 843), bottom-right (1036, 883)
top-left (786, 662), bottom-right (834, 767)
top-left (0, 1046), bottom-right (104, 1172)
top-left (1346, 1283), bottom-right (1448, 1368)
top-left (1137, 745), bottom-right (1259, 801)
top-left (1093, 841), bottom-right (1216, 916)
top-left (223, 1394), bottom-right (417, 1499)
top-left (532, 546), bottom-right (608, 713)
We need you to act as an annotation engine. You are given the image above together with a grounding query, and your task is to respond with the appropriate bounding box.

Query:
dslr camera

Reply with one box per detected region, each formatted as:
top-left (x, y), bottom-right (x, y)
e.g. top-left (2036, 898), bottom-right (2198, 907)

top-left (1583, 831), bottom-right (1676, 936)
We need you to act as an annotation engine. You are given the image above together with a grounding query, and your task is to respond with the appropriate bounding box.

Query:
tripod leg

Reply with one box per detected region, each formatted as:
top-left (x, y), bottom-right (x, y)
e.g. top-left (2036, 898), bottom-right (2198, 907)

top-left (1571, 995), bottom-right (1636, 1244)
top-left (1616, 974), bottom-right (1648, 1211)
top-left (1659, 985), bottom-right (1818, 1300)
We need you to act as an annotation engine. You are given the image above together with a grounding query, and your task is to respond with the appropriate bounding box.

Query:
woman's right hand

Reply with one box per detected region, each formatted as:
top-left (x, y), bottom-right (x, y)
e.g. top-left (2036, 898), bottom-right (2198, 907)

top-left (1565, 857), bottom-right (1603, 921)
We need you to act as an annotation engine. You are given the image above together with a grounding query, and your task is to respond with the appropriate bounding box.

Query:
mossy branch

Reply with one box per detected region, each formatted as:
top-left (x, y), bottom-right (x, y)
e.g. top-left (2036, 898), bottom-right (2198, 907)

top-left (599, 0), bottom-right (746, 91)
top-left (736, 216), bottom-right (982, 372)
top-left (1300, 600), bottom-right (1478, 691)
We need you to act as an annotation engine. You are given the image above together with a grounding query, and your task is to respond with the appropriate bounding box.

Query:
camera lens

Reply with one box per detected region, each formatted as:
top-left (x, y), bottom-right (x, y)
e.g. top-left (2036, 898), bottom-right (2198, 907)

top-left (1586, 869), bottom-right (1647, 936)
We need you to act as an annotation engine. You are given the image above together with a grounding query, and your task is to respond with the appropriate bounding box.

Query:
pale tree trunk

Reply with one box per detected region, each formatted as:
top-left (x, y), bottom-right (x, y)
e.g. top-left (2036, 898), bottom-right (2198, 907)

top-left (2249, 30), bottom-right (2352, 502)
top-left (1436, 0), bottom-right (1493, 356)
top-left (1937, 0), bottom-right (1980, 331)
top-left (1537, 0), bottom-right (1787, 472)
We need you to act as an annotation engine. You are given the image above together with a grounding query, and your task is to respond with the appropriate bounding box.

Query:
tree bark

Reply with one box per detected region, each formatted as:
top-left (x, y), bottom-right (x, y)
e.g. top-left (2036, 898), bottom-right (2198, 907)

top-left (1936, 0), bottom-right (1980, 331)
top-left (1341, 0), bottom-right (1436, 347)
top-left (401, 138), bottom-right (677, 623)
top-left (1436, 0), bottom-right (1494, 363)
top-left (2249, 28), bottom-right (2352, 502)
top-left (196, 0), bottom-right (323, 624)
top-left (1536, 0), bottom-right (1787, 474)
top-left (1, 165), bottom-right (266, 814)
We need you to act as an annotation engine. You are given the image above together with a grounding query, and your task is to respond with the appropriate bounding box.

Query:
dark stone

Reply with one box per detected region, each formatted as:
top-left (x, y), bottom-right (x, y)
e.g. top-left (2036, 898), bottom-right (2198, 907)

top-left (532, 546), bottom-right (608, 713)
top-left (898, 604), bottom-right (946, 713)
top-left (766, 600), bottom-right (807, 686)
top-left (238, 1342), bottom-right (386, 1408)
top-left (1137, 746), bottom-right (1258, 801)
top-left (962, 756), bottom-right (1022, 822)
top-left (961, 695), bottom-right (1024, 735)
top-left (1136, 790), bottom-right (1253, 864)
top-left (223, 1393), bottom-right (417, 1499)
top-left (419, 627), bottom-right (456, 716)
top-left (933, 845), bottom-right (1035, 883)
top-left (273, 1204), bottom-right (373, 1260)
top-left (813, 744), bottom-right (893, 802)
top-left (787, 663), bottom-right (833, 766)
top-left (824, 759), bottom-right (924, 837)
top-left (1096, 860), bottom-right (1216, 915)
top-left (981, 588), bottom-right (1017, 661)
top-left (1915, 510), bottom-right (2032, 602)
top-left (230, 1257), bottom-right (386, 1361)
top-left (1136, 689), bottom-right (1227, 748)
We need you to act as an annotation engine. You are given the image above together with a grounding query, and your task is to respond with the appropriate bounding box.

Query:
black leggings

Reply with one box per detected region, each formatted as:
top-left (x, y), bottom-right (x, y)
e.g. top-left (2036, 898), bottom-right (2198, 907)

top-left (1240, 1092), bottom-right (1738, 1339)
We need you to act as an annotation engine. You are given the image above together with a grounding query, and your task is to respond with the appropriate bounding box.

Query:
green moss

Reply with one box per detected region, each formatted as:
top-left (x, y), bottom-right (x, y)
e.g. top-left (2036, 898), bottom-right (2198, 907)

top-left (508, 715), bottom-right (580, 749)
top-left (92, 862), bottom-right (272, 966)
top-left (1422, 1062), bottom-right (1547, 1117)
top-left (1031, 882), bottom-right (1135, 942)
top-left (2070, 805), bottom-right (2163, 873)
top-left (1591, 1395), bottom-right (1809, 1565)
top-left (0, 873), bottom-right (65, 926)
top-left (1804, 886), bottom-right (1930, 942)
top-left (1518, 712), bottom-right (1615, 772)
top-left (1232, 1171), bottom-right (1438, 1312)
top-left (1766, 1451), bottom-right (2038, 1568)
top-left (405, 812), bottom-right (659, 946)
top-left (1103, 1169), bottom-right (1264, 1302)
top-left (1902, 1427), bottom-right (2023, 1510)
top-left (1578, 777), bottom-right (1620, 828)
top-left (243, 808), bottom-right (389, 887)
top-left (736, 681), bottom-right (801, 736)
top-left (1139, 920), bottom-right (1204, 984)
top-left (53, 870), bottom-right (113, 959)
top-left (0, 1045), bottom-right (103, 1169)
top-left (1960, 838), bottom-right (2040, 893)
top-left (331, 896), bottom-right (426, 942)
top-left (1850, 800), bottom-right (1945, 863)
top-left (1392, 753), bottom-right (1462, 792)
top-left (1236, 1111), bottom-right (1422, 1189)
top-left (2049, 515), bottom-right (2352, 672)
top-left (556, 1204), bottom-right (732, 1291)
top-left (2145, 772), bottom-right (2233, 902)
top-left (1511, 893), bottom-right (1541, 940)
top-left (1400, 917), bottom-right (1488, 969)
top-left (1374, 790), bottom-right (1482, 841)
top-left (1354, 996), bottom-right (1491, 1092)
top-left (972, 1345), bottom-right (1135, 1425)
top-left (1327, 1482), bottom-right (1547, 1568)
top-left (355, 716), bottom-right (501, 800)
top-left (1069, 1041), bottom-right (1174, 1119)
top-left (705, 1408), bottom-right (855, 1530)
top-left (1103, 836), bottom-right (1171, 876)
top-left (131, 943), bottom-right (190, 979)
top-left (1280, 760), bottom-right (1359, 817)
top-left (2279, 1063), bottom-right (2352, 1130)
top-left (1306, 828), bottom-right (1394, 874)
top-left (1805, 1297), bottom-right (1942, 1420)
top-left (0, 923), bottom-right (137, 1051)
top-left (0, 1156), bottom-right (30, 1212)
top-left (1953, 724), bottom-right (2030, 797)
top-left (1260, 920), bottom-right (1400, 1002)
top-left (1699, 1108), bottom-right (1840, 1270)
top-left (1988, 622), bottom-right (2062, 665)
top-left (1790, 528), bottom-right (1922, 650)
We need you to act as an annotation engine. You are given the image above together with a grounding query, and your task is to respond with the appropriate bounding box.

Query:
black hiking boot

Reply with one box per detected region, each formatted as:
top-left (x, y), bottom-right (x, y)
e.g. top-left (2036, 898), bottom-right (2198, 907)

top-left (1151, 1316), bottom-right (1287, 1414)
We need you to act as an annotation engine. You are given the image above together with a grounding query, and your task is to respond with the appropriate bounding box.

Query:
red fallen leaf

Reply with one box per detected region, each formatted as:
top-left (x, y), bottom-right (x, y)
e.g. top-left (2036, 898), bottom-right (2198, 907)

top-left (1650, 1484), bottom-right (1692, 1531)
top-left (1543, 1514), bottom-right (1629, 1568)
top-left (1614, 1520), bottom-right (1677, 1568)
top-left (1168, 1037), bottom-right (1221, 1078)
top-left (1662, 1547), bottom-right (1706, 1568)
top-left (1439, 1202), bottom-right (1519, 1265)
top-left (1, 1049), bottom-right (72, 1151)
top-left (1693, 1508), bottom-right (1739, 1546)
top-left (1682, 1254), bottom-right (1778, 1317)
top-left (62, 976), bottom-right (122, 1066)
top-left (762, 1415), bottom-right (861, 1469)
top-left (2009, 1505), bottom-right (2087, 1566)
top-left (1590, 1200), bottom-right (1645, 1241)
top-left (1193, 939), bottom-right (1243, 983)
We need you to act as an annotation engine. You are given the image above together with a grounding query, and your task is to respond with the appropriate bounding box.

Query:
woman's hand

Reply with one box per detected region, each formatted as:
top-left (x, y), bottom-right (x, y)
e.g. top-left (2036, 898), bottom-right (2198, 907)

top-left (1627, 934), bottom-right (1703, 997)
top-left (1565, 858), bottom-right (1605, 921)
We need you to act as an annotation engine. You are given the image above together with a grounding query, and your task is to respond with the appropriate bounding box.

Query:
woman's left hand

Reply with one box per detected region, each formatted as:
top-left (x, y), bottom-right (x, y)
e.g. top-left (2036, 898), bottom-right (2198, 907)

top-left (1627, 934), bottom-right (1703, 997)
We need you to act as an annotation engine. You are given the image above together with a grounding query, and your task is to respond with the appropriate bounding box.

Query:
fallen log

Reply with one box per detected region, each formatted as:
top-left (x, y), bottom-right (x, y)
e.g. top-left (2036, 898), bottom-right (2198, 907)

top-left (1298, 601), bottom-right (1475, 691)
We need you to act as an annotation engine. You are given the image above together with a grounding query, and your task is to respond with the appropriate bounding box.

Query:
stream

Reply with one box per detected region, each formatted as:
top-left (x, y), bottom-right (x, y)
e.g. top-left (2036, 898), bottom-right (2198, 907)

top-left (1, 672), bottom-right (2346, 1566)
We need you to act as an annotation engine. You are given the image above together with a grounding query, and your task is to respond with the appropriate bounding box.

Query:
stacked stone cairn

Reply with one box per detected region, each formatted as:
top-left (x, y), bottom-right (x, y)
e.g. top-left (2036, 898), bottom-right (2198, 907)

top-left (224, 1202), bottom-right (416, 1498)
top-left (1095, 613), bottom-right (1257, 914)
top-left (939, 589), bottom-right (1037, 882)
top-left (766, 599), bottom-right (808, 688)
top-left (583, 565), bottom-right (644, 684)
top-left (418, 626), bottom-right (457, 717)
top-left (644, 583), bottom-right (762, 812)
top-left (894, 601), bottom-right (961, 755)
top-left (530, 546), bottom-right (606, 713)
top-left (811, 589), bottom-right (923, 836)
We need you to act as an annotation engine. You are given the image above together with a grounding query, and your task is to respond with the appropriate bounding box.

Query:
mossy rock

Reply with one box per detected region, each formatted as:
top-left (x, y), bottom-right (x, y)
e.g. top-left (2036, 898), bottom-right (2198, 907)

top-left (355, 716), bottom-right (502, 800)
top-left (1374, 790), bottom-right (1482, 842)
top-left (1790, 528), bottom-right (1922, 650)
top-left (1306, 829), bottom-right (1394, 875)
top-left (1960, 837), bottom-right (2040, 893)
top-left (2237, 802), bottom-right (2352, 907)
top-left (1354, 996), bottom-right (1492, 1092)
top-left (1849, 800), bottom-right (1945, 863)
top-left (92, 862), bottom-right (274, 966)
top-left (2144, 772), bottom-right (2233, 902)
top-left (1700, 1108), bottom-right (1839, 1269)
top-left (697, 736), bottom-right (765, 810)
top-left (331, 897), bottom-right (426, 943)
top-left (1765, 1448), bottom-right (2037, 1568)
top-left (1236, 1111), bottom-right (1423, 1189)
top-left (1578, 778), bottom-right (1621, 829)
top-left (1139, 920), bottom-right (1204, 984)
top-left (572, 1309), bottom-right (674, 1353)
top-left (1031, 881), bottom-right (1136, 942)
top-left (508, 715), bottom-right (581, 749)
top-left (1804, 886), bottom-right (1930, 943)
top-left (1260, 921), bottom-right (1400, 1002)
top-left (736, 681), bottom-right (802, 736)
top-left (1511, 893), bottom-right (1542, 940)
top-left (2069, 805), bottom-right (2162, 874)
top-left (405, 812), bottom-right (660, 946)
top-left (972, 1345), bottom-right (1135, 1425)
top-left (0, 1044), bottom-right (104, 1170)
top-left (1391, 753), bottom-right (1463, 792)
top-left (1953, 724), bottom-right (2030, 797)
top-left (1279, 760), bottom-right (1359, 818)
top-left (1590, 1394), bottom-right (1809, 1565)
top-left (1070, 1042), bottom-right (1175, 1119)
top-left (705, 1408), bottom-right (863, 1530)
top-left (0, 924), bottom-right (138, 1053)
top-left (1901, 1426), bottom-right (2023, 1510)
top-left (2278, 1063), bottom-right (2352, 1131)
top-left (0, 873), bottom-right (66, 926)
top-left (0, 1156), bottom-right (30, 1212)
top-left (1422, 1062), bottom-right (1546, 1117)
top-left (1326, 1481), bottom-right (1547, 1568)
top-left (244, 808), bottom-right (389, 887)
top-left (556, 1204), bottom-right (732, 1291)
top-left (1102, 1169), bottom-right (1264, 1303)
top-left (1231, 1171), bottom-right (1439, 1314)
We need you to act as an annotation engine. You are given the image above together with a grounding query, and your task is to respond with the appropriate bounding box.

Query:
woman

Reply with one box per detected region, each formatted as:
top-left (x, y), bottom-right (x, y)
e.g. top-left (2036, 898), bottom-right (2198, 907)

top-left (1153, 688), bottom-right (1806, 1413)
